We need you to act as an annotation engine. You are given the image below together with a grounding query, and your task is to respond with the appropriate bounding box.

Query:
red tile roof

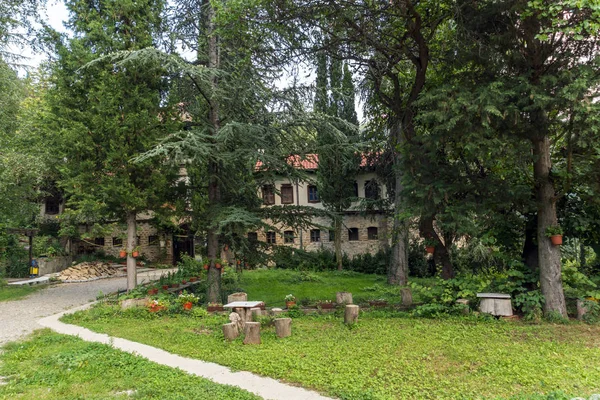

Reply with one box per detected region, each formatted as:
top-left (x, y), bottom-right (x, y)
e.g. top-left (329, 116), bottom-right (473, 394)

top-left (255, 153), bottom-right (376, 171)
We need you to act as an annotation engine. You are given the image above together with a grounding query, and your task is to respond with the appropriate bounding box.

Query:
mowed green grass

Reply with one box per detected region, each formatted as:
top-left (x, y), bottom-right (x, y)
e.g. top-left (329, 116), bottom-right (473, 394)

top-left (0, 283), bottom-right (41, 302)
top-left (64, 304), bottom-right (600, 400)
top-left (234, 269), bottom-right (430, 306)
top-left (0, 330), bottom-right (260, 400)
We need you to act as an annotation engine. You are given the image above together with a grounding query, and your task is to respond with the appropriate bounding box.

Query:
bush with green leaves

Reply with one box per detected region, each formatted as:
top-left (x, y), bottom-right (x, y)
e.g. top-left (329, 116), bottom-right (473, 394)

top-left (562, 260), bottom-right (600, 300)
top-left (513, 290), bottom-right (544, 322)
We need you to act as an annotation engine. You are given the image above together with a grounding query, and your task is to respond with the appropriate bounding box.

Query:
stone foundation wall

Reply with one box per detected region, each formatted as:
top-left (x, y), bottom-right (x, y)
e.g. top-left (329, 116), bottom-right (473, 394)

top-left (37, 256), bottom-right (73, 275)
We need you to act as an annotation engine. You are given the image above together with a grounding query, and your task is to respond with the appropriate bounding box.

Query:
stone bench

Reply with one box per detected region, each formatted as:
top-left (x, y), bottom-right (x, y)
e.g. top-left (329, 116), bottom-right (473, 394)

top-left (477, 293), bottom-right (513, 317)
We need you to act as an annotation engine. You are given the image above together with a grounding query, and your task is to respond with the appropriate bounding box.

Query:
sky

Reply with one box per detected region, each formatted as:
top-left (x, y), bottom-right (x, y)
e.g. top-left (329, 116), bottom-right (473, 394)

top-left (18, 0), bottom-right (69, 71)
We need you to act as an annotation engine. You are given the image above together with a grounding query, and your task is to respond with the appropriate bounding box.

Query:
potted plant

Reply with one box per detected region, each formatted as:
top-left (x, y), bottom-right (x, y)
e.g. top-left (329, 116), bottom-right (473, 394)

top-left (189, 277), bottom-right (197, 282)
top-left (181, 279), bottom-right (188, 284)
top-left (424, 238), bottom-right (436, 254)
top-left (207, 302), bottom-right (224, 312)
top-left (177, 291), bottom-right (198, 311)
top-left (148, 299), bottom-right (167, 313)
top-left (215, 258), bottom-right (224, 269)
top-left (119, 249), bottom-right (127, 258)
top-left (317, 300), bottom-right (334, 310)
top-left (147, 287), bottom-right (159, 295)
top-left (203, 263), bottom-right (209, 270)
top-left (545, 225), bottom-right (563, 245)
top-left (161, 284), bottom-right (169, 290)
top-left (131, 247), bottom-right (140, 258)
top-left (285, 294), bottom-right (296, 308)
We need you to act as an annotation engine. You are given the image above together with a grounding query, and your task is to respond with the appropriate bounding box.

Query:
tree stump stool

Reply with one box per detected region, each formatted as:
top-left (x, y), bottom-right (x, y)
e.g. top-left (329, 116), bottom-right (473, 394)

top-left (222, 322), bottom-right (240, 340)
top-left (344, 304), bottom-right (359, 324)
top-left (227, 292), bottom-right (248, 303)
top-left (234, 307), bottom-right (251, 323)
top-left (270, 308), bottom-right (284, 316)
top-left (251, 307), bottom-right (263, 319)
top-left (274, 318), bottom-right (292, 338)
top-left (243, 322), bottom-right (261, 345)
top-left (336, 291), bottom-right (353, 305)
top-left (477, 293), bottom-right (513, 316)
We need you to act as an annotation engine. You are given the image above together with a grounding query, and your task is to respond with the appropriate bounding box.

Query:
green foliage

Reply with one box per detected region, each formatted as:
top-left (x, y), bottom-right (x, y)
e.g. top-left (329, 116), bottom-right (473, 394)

top-left (545, 225), bottom-right (564, 237)
top-left (513, 291), bottom-right (544, 322)
top-left (580, 300), bottom-right (600, 324)
top-left (0, 330), bottom-right (260, 399)
top-left (562, 260), bottom-right (600, 300)
top-left (410, 275), bottom-right (491, 305)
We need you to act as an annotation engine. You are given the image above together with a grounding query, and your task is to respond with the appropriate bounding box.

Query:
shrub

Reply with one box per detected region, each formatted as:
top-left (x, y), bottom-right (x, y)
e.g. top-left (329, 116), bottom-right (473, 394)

top-left (513, 290), bottom-right (544, 322)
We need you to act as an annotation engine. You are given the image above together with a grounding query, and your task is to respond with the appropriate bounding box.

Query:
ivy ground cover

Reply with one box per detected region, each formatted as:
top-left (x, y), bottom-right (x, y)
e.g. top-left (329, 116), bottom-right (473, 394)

top-left (0, 330), bottom-right (260, 400)
top-left (63, 306), bottom-right (600, 400)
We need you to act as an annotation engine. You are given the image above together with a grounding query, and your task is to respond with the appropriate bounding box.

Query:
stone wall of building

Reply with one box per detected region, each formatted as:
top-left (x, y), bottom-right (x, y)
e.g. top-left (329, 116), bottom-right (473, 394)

top-left (255, 212), bottom-right (390, 259)
top-left (75, 221), bottom-right (173, 264)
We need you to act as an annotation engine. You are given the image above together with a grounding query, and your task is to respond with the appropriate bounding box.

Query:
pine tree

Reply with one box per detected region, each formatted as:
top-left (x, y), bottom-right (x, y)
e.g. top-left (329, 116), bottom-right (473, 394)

top-left (50, 0), bottom-right (178, 290)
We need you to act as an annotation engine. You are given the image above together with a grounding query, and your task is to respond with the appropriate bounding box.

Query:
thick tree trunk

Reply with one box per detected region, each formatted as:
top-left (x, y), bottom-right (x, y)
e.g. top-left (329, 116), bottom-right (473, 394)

top-left (334, 216), bottom-right (343, 270)
top-left (532, 135), bottom-right (567, 317)
top-left (126, 211), bottom-right (137, 291)
top-left (522, 213), bottom-right (539, 274)
top-left (389, 146), bottom-right (409, 285)
top-left (206, 0), bottom-right (222, 303)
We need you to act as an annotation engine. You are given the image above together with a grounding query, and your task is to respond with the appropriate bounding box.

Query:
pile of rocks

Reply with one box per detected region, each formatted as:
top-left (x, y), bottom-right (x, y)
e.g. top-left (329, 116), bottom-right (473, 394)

top-left (58, 262), bottom-right (123, 282)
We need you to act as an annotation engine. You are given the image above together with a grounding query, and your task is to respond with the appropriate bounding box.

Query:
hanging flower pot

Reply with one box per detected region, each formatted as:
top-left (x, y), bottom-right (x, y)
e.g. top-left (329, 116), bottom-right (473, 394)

top-left (203, 264), bottom-right (209, 270)
top-left (550, 235), bottom-right (563, 246)
top-left (425, 246), bottom-right (435, 254)
top-left (132, 250), bottom-right (140, 258)
top-left (215, 263), bottom-right (222, 269)
top-left (119, 250), bottom-right (127, 258)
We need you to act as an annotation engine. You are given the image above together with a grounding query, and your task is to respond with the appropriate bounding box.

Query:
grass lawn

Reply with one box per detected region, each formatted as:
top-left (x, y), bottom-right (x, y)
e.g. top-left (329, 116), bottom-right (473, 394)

top-left (64, 305), bottom-right (600, 400)
top-left (0, 330), bottom-right (260, 400)
top-left (0, 283), bottom-right (41, 302)
top-left (233, 269), bottom-right (432, 306)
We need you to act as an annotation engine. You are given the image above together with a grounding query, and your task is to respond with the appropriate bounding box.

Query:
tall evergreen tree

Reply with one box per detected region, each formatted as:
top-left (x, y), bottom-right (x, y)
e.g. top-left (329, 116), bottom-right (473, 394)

top-left (313, 52), bottom-right (359, 270)
top-left (49, 0), bottom-right (178, 290)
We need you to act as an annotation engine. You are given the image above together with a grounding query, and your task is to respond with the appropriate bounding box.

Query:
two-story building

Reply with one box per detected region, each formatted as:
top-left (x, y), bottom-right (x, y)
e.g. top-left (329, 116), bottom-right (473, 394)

top-left (250, 154), bottom-right (390, 258)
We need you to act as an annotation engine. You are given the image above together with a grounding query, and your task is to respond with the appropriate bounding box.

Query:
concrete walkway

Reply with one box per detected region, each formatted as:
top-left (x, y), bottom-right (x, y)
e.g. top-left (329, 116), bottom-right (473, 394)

top-left (0, 268), bottom-right (174, 345)
top-left (39, 303), bottom-right (334, 400)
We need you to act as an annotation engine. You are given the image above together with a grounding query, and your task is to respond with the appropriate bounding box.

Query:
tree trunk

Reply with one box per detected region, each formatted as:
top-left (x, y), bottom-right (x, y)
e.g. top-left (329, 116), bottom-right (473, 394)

top-left (206, 0), bottom-right (222, 303)
top-left (532, 135), bottom-right (567, 317)
top-left (126, 211), bottom-right (137, 291)
top-left (334, 215), bottom-right (343, 270)
top-left (389, 150), bottom-right (409, 285)
top-left (522, 213), bottom-right (539, 274)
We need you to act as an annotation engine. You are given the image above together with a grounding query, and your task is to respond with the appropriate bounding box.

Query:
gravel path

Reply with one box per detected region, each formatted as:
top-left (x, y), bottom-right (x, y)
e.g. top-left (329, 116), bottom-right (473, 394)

top-left (0, 269), bottom-right (175, 346)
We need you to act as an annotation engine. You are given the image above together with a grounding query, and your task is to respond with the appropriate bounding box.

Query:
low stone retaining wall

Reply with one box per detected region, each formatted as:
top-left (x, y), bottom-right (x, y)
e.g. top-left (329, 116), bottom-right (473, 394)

top-left (38, 256), bottom-right (73, 275)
